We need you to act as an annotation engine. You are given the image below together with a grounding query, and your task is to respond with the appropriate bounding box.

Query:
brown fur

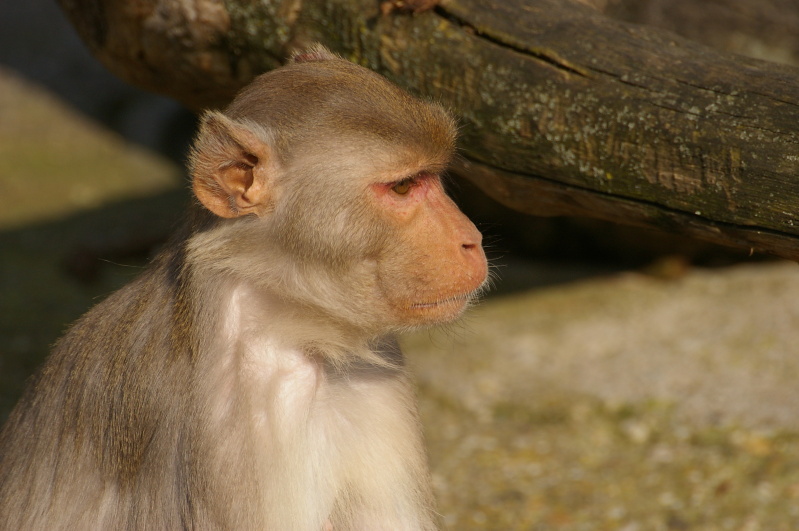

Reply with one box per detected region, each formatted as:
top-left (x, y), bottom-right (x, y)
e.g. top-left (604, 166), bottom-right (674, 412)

top-left (0, 46), bottom-right (487, 530)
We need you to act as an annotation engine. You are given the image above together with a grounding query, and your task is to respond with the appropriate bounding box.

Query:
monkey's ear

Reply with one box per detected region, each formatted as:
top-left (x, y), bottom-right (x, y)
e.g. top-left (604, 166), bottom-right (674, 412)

top-left (189, 111), bottom-right (275, 219)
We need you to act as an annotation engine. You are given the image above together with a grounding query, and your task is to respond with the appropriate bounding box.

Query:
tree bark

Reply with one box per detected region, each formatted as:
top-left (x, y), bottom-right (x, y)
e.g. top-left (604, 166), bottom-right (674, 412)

top-left (599, 0), bottom-right (799, 67)
top-left (57, 0), bottom-right (799, 259)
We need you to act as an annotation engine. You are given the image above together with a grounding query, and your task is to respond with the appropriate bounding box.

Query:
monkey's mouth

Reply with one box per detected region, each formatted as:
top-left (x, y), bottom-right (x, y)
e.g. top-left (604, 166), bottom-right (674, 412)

top-left (410, 293), bottom-right (472, 310)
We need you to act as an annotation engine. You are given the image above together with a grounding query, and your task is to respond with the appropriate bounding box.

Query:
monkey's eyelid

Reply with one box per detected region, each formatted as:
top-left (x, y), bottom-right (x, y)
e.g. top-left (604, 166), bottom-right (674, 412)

top-left (390, 171), bottom-right (436, 186)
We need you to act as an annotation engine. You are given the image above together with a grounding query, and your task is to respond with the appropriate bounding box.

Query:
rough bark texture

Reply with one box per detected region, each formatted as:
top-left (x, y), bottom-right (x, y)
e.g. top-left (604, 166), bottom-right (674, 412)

top-left (57, 0), bottom-right (799, 259)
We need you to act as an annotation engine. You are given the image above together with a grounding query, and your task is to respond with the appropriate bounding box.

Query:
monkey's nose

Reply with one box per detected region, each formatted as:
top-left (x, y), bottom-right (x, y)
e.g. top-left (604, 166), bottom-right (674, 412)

top-left (459, 238), bottom-right (488, 285)
top-left (461, 241), bottom-right (485, 263)
top-left (460, 227), bottom-right (483, 254)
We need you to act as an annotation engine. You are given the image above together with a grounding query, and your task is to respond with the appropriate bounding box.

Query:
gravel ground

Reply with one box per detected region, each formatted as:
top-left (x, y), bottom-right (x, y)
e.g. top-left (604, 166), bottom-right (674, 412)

top-left (405, 262), bottom-right (799, 529)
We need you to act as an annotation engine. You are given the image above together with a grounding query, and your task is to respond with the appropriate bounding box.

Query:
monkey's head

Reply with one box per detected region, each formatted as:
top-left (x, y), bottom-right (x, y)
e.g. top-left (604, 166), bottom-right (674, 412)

top-left (188, 45), bottom-right (487, 334)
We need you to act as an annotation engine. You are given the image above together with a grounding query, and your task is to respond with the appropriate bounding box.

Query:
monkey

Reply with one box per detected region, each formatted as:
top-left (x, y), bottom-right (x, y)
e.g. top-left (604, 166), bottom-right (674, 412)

top-left (0, 45), bottom-right (487, 530)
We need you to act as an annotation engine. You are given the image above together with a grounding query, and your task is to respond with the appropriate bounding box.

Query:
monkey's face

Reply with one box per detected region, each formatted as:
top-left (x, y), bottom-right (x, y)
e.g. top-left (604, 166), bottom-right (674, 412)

top-left (368, 171), bottom-right (488, 327)
top-left (259, 159), bottom-right (487, 332)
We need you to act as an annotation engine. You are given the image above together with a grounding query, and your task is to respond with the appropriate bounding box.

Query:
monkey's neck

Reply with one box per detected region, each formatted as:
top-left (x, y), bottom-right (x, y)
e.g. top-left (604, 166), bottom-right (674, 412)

top-left (184, 271), bottom-right (391, 369)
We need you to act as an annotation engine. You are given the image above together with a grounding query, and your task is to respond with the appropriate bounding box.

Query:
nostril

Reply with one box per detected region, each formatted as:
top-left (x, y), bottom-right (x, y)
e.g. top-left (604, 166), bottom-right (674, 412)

top-left (462, 242), bottom-right (477, 251)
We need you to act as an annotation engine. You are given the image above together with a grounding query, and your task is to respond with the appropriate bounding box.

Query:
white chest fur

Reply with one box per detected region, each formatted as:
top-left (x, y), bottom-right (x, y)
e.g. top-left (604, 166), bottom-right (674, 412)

top-left (202, 283), bottom-right (434, 530)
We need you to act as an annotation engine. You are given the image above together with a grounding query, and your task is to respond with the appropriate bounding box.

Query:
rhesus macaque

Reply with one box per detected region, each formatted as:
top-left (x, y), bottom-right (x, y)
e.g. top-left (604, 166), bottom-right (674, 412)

top-left (0, 45), bottom-right (487, 530)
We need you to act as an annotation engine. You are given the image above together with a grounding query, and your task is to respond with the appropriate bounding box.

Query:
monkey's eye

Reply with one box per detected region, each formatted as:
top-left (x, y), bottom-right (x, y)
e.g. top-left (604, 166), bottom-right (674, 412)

top-left (391, 178), bottom-right (414, 195)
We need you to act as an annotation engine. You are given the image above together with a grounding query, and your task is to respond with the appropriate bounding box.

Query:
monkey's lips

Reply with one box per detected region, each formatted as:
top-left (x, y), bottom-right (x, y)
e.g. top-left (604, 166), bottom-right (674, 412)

top-left (410, 292), bottom-right (473, 310)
